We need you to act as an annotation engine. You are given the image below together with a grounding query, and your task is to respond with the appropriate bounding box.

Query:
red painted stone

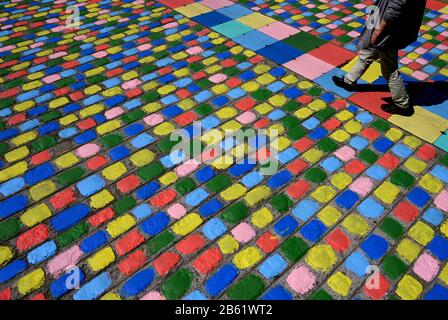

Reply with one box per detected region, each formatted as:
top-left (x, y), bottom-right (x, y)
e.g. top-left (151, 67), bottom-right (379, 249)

top-left (50, 188), bottom-right (77, 209)
top-left (175, 234), bottom-right (205, 255)
top-left (118, 250), bottom-right (147, 276)
top-left (416, 144), bottom-right (436, 161)
top-left (393, 201), bottom-right (419, 223)
top-left (286, 179), bottom-right (310, 199)
top-left (31, 150), bottom-right (52, 165)
top-left (363, 273), bottom-right (390, 300)
top-left (286, 158), bottom-right (309, 175)
top-left (150, 189), bottom-right (177, 208)
top-left (115, 230), bottom-right (145, 256)
top-left (88, 207), bottom-right (115, 227)
top-left (154, 252), bottom-right (181, 276)
top-left (16, 224), bottom-right (49, 252)
top-left (86, 155), bottom-right (108, 170)
top-left (378, 154), bottom-right (399, 170)
top-left (292, 137), bottom-right (314, 152)
top-left (326, 228), bottom-right (350, 252)
top-left (192, 247), bottom-right (222, 274)
top-left (344, 159), bottom-right (366, 175)
top-left (117, 175), bottom-right (141, 193)
top-left (0, 288), bottom-right (11, 300)
top-left (256, 231), bottom-right (279, 253)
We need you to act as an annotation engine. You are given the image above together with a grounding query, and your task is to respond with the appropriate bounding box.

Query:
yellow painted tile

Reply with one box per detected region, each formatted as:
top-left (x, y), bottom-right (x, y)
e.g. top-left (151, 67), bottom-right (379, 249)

top-left (232, 246), bottom-right (263, 269)
top-left (408, 221), bottom-right (434, 245)
top-left (218, 235), bottom-right (239, 255)
top-left (21, 204), bottom-right (51, 227)
top-left (317, 206), bottom-right (342, 227)
top-left (396, 238), bottom-right (421, 263)
top-left (30, 180), bottom-right (57, 201)
top-left (396, 275), bottom-right (422, 300)
top-left (305, 244), bottom-right (337, 272)
top-left (17, 269), bottom-right (45, 295)
top-left (172, 213), bottom-right (203, 236)
top-left (106, 214), bottom-right (136, 238)
top-left (327, 272), bottom-right (352, 297)
top-left (90, 190), bottom-right (114, 209)
top-left (87, 247), bottom-right (116, 272)
top-left (342, 214), bottom-right (369, 236)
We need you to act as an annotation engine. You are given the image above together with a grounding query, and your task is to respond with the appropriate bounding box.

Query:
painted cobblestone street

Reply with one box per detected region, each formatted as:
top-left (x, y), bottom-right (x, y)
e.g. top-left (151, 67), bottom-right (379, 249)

top-left (0, 0), bottom-right (447, 301)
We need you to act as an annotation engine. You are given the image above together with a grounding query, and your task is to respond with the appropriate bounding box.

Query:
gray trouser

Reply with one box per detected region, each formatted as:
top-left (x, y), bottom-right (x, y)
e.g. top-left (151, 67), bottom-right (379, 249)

top-left (344, 49), bottom-right (410, 108)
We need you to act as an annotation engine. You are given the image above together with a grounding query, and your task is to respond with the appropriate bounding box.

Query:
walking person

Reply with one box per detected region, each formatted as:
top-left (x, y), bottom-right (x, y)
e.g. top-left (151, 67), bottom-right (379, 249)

top-left (332, 0), bottom-right (427, 116)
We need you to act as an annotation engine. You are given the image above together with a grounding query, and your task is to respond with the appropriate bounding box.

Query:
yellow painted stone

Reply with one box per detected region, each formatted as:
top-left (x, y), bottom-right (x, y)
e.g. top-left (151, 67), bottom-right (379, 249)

top-left (211, 155), bottom-right (234, 169)
top-left (330, 172), bottom-right (352, 190)
top-left (106, 214), bottom-right (136, 238)
top-left (308, 99), bottom-right (326, 111)
top-left (21, 204), bottom-right (52, 227)
top-left (130, 149), bottom-right (154, 167)
top-left (5, 146), bottom-right (29, 163)
top-left (282, 74), bottom-right (298, 84)
top-left (102, 162), bottom-right (127, 181)
top-left (268, 94), bottom-right (287, 107)
top-left (172, 213), bottom-right (203, 236)
top-left (87, 247), bottom-right (116, 272)
top-left (177, 99), bottom-right (195, 110)
top-left (13, 101), bottom-right (36, 112)
top-left (84, 85), bottom-right (102, 95)
top-left (374, 181), bottom-right (400, 204)
top-left (0, 246), bottom-right (13, 267)
top-left (221, 120), bottom-right (241, 132)
top-left (30, 180), bottom-right (57, 201)
top-left (0, 161), bottom-right (28, 182)
top-left (154, 122), bottom-right (175, 136)
top-left (257, 74), bottom-right (276, 85)
top-left (336, 110), bottom-right (354, 121)
top-left (216, 107), bottom-right (237, 119)
top-left (158, 85), bottom-right (176, 95)
top-left (54, 152), bottom-right (79, 169)
top-left (17, 269), bottom-right (45, 295)
top-left (232, 246), bottom-right (263, 269)
top-left (49, 97), bottom-right (69, 109)
top-left (342, 214), bottom-right (369, 236)
top-left (59, 114), bottom-right (78, 126)
top-left (253, 64), bottom-right (271, 74)
top-left (302, 148), bottom-right (323, 163)
top-left (255, 103), bottom-right (273, 115)
top-left (419, 174), bottom-right (443, 193)
top-left (438, 264), bottom-right (448, 286)
top-left (403, 135), bottom-right (422, 149)
top-left (273, 136), bottom-right (291, 152)
top-left (101, 293), bottom-right (122, 300)
top-left (80, 104), bottom-right (104, 118)
top-left (385, 128), bottom-right (403, 142)
top-left (159, 172), bottom-right (178, 186)
top-left (396, 275), bottom-right (423, 300)
top-left (408, 221), bottom-right (434, 246)
top-left (404, 157), bottom-right (426, 174)
top-left (311, 186), bottom-right (337, 203)
top-left (294, 107), bottom-right (313, 119)
top-left (331, 129), bottom-right (350, 142)
top-left (90, 190), bottom-right (114, 209)
top-left (305, 244), bottom-right (337, 272)
top-left (298, 80), bottom-right (313, 89)
top-left (327, 272), bottom-right (352, 297)
top-left (242, 81), bottom-right (259, 92)
top-left (221, 184), bottom-right (247, 201)
top-left (268, 123), bottom-right (285, 136)
top-left (318, 206), bottom-right (342, 227)
top-left (218, 235), bottom-right (239, 255)
top-left (244, 186), bottom-right (271, 207)
top-left (97, 120), bottom-right (121, 135)
top-left (251, 208), bottom-right (273, 229)
top-left (396, 238), bottom-right (421, 263)
top-left (441, 221), bottom-right (448, 238)
top-left (344, 120), bottom-right (362, 134)
top-left (11, 131), bottom-right (37, 147)
top-left (211, 84), bottom-right (228, 95)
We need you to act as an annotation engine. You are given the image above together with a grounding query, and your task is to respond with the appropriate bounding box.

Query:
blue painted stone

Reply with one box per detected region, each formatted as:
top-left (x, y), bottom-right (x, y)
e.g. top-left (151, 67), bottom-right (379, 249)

top-left (199, 198), bottom-right (223, 218)
top-left (273, 215), bottom-right (298, 237)
top-left (202, 218), bottom-right (227, 240)
top-left (407, 187), bottom-right (431, 207)
top-left (300, 219), bottom-right (327, 242)
top-left (0, 260), bottom-right (27, 283)
top-left (261, 285), bottom-right (293, 300)
top-left (27, 241), bottom-right (57, 265)
top-left (205, 264), bottom-right (238, 297)
top-left (428, 236), bottom-right (448, 261)
top-left (50, 268), bottom-right (86, 298)
top-left (51, 204), bottom-right (90, 232)
top-left (0, 194), bottom-right (28, 218)
top-left (140, 212), bottom-right (170, 236)
top-left (258, 253), bottom-right (287, 279)
top-left (360, 234), bottom-right (389, 260)
top-left (120, 268), bottom-right (155, 298)
top-left (80, 231), bottom-right (108, 254)
top-left (73, 272), bottom-right (112, 300)
top-left (344, 251), bottom-right (370, 277)
top-left (336, 190), bottom-right (359, 209)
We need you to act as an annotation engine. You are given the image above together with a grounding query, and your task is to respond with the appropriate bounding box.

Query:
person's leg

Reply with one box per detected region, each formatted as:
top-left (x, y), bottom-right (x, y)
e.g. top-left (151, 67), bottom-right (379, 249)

top-left (344, 49), bottom-right (379, 84)
top-left (379, 50), bottom-right (410, 108)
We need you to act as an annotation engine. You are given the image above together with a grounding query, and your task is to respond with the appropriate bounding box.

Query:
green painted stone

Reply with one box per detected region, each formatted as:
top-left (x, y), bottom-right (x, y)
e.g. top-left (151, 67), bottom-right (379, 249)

top-left (141, 64), bottom-right (157, 74)
top-left (283, 100), bottom-right (299, 112)
top-left (390, 169), bottom-right (415, 189)
top-left (282, 32), bottom-right (326, 52)
top-left (281, 115), bottom-right (300, 130)
top-left (281, 237), bottom-right (309, 262)
top-left (100, 133), bottom-right (123, 148)
top-left (113, 196), bottom-right (136, 215)
top-left (316, 138), bottom-right (338, 153)
top-left (56, 167), bottom-right (85, 187)
top-left (197, 79), bottom-right (212, 89)
top-left (359, 149), bottom-right (379, 164)
top-left (270, 194), bottom-right (293, 213)
top-left (121, 109), bottom-right (145, 124)
top-left (380, 217), bottom-right (404, 240)
top-left (206, 174), bottom-right (232, 193)
top-left (56, 222), bottom-right (89, 248)
top-left (371, 119), bottom-right (389, 132)
top-left (0, 143), bottom-right (9, 156)
top-left (287, 126), bottom-right (307, 140)
top-left (308, 87), bottom-right (322, 96)
top-left (227, 275), bottom-right (265, 300)
top-left (175, 177), bottom-right (197, 195)
top-left (195, 103), bottom-right (213, 116)
top-left (31, 136), bottom-right (57, 153)
top-left (147, 231), bottom-right (176, 255)
top-left (0, 218), bottom-right (21, 241)
top-left (141, 90), bottom-right (160, 103)
top-left (381, 255), bottom-right (408, 280)
top-left (137, 161), bottom-right (164, 181)
top-left (162, 269), bottom-right (194, 299)
top-left (304, 167), bottom-right (327, 183)
top-left (440, 154), bottom-right (448, 167)
top-left (157, 136), bottom-right (181, 154)
top-left (0, 98), bottom-right (14, 110)
top-left (223, 67), bottom-right (239, 76)
top-left (315, 107), bottom-right (336, 122)
top-left (310, 289), bottom-right (333, 300)
top-left (220, 202), bottom-right (249, 224)
top-left (41, 111), bottom-right (61, 123)
top-left (251, 88), bottom-right (273, 102)
top-left (189, 62), bottom-right (204, 71)
top-left (87, 74), bottom-right (107, 85)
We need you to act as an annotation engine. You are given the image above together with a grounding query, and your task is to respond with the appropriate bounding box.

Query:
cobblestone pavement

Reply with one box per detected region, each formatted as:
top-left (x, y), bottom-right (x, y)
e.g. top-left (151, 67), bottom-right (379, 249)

top-left (0, 0), bottom-right (447, 300)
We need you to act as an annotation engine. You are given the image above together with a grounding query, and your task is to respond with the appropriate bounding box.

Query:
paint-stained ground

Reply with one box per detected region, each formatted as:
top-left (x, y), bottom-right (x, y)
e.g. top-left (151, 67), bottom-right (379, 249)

top-left (0, 0), bottom-right (448, 300)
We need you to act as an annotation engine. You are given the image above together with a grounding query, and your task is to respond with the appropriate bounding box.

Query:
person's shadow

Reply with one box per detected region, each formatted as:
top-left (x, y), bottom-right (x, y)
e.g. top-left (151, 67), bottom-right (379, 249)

top-left (356, 81), bottom-right (448, 107)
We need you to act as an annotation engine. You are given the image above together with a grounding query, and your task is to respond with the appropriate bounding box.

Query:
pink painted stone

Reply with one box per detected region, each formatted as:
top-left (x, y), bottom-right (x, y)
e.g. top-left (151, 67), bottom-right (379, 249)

top-left (415, 47), bottom-right (427, 54)
top-left (333, 146), bottom-right (356, 162)
top-left (187, 46), bottom-right (204, 55)
top-left (46, 246), bottom-right (83, 277)
top-left (50, 51), bottom-right (67, 59)
top-left (434, 189), bottom-right (448, 212)
top-left (140, 291), bottom-right (165, 300)
top-left (0, 45), bottom-right (15, 52)
top-left (231, 223), bottom-right (256, 243)
top-left (105, 107), bottom-right (124, 119)
top-left (51, 26), bottom-right (66, 32)
top-left (208, 73), bottom-right (227, 83)
top-left (349, 177), bottom-right (373, 197)
top-left (74, 35), bottom-right (87, 41)
top-left (175, 159), bottom-right (200, 177)
top-left (259, 22), bottom-right (299, 40)
top-left (283, 54), bottom-right (335, 80)
top-left (415, 58), bottom-right (428, 65)
top-left (167, 203), bottom-right (187, 219)
top-left (76, 143), bottom-right (100, 158)
top-left (93, 51), bottom-right (107, 58)
top-left (144, 114), bottom-right (164, 126)
top-left (163, 22), bottom-right (178, 29)
top-left (286, 265), bottom-right (316, 295)
top-left (199, 0), bottom-right (233, 10)
top-left (122, 79), bottom-right (142, 90)
top-left (137, 43), bottom-right (152, 51)
top-left (300, 26), bottom-right (313, 32)
top-left (412, 71), bottom-right (429, 80)
top-left (400, 57), bottom-right (412, 64)
top-left (236, 111), bottom-right (256, 124)
top-left (43, 74), bottom-right (61, 84)
top-left (413, 252), bottom-right (440, 282)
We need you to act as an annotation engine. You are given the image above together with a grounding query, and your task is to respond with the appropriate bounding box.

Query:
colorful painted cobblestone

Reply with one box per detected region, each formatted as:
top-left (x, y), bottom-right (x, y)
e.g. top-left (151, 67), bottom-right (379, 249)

top-left (0, 0), bottom-right (447, 301)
